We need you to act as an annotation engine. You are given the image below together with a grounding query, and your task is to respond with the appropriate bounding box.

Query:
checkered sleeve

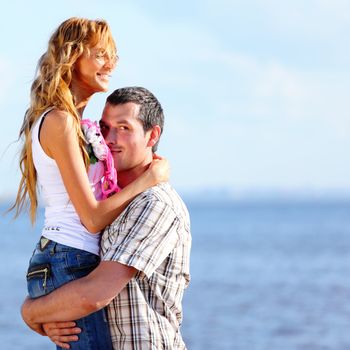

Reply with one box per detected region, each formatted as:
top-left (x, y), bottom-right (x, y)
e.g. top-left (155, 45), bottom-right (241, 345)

top-left (102, 198), bottom-right (179, 278)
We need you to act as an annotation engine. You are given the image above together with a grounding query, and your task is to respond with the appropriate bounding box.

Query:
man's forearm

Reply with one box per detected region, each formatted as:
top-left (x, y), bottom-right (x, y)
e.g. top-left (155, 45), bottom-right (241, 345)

top-left (22, 276), bottom-right (103, 324)
top-left (21, 261), bottom-right (136, 326)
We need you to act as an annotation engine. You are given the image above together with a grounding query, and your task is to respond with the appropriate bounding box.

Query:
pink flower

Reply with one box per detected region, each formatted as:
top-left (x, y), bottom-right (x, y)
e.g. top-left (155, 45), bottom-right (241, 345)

top-left (81, 120), bottom-right (108, 161)
top-left (94, 143), bottom-right (107, 160)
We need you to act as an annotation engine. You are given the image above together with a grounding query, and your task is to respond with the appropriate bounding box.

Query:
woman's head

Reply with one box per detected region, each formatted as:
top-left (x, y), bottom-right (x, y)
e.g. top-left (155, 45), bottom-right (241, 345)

top-left (39, 17), bottom-right (117, 107)
top-left (13, 17), bottom-right (117, 223)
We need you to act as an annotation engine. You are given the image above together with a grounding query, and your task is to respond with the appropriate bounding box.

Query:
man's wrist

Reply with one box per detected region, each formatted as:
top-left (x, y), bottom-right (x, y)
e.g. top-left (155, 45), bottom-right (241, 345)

top-left (21, 297), bottom-right (46, 335)
top-left (21, 297), bottom-right (39, 330)
top-left (21, 296), bottom-right (33, 323)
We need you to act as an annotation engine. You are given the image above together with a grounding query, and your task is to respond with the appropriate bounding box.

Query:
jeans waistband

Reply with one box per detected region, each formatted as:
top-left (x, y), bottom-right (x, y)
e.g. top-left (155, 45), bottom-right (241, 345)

top-left (38, 236), bottom-right (77, 253)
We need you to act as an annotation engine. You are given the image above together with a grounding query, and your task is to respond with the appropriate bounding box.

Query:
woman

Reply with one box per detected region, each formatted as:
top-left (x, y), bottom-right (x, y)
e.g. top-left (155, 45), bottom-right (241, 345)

top-left (12, 17), bottom-right (168, 350)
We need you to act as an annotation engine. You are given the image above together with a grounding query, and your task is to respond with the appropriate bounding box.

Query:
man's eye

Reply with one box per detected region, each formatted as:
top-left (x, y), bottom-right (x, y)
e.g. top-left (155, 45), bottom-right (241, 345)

top-left (119, 126), bottom-right (128, 130)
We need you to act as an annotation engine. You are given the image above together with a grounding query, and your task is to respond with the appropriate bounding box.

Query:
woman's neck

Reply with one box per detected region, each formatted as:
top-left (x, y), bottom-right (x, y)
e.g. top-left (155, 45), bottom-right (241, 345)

top-left (75, 102), bottom-right (87, 118)
top-left (70, 84), bottom-right (92, 118)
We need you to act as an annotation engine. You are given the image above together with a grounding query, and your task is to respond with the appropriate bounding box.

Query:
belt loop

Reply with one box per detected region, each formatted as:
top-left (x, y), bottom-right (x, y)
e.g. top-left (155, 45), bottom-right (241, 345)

top-left (50, 241), bottom-right (57, 255)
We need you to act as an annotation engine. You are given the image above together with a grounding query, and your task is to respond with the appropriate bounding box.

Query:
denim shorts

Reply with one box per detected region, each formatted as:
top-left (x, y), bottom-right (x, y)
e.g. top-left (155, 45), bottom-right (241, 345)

top-left (27, 238), bottom-right (113, 350)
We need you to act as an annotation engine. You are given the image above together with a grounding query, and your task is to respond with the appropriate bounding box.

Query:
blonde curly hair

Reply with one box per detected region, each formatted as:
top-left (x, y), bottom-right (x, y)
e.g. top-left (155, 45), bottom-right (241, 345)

top-left (12, 17), bottom-right (117, 223)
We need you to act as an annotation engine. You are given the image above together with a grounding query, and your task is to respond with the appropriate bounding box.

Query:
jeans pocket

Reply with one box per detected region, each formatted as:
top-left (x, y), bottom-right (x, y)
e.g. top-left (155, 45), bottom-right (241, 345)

top-left (26, 263), bottom-right (54, 298)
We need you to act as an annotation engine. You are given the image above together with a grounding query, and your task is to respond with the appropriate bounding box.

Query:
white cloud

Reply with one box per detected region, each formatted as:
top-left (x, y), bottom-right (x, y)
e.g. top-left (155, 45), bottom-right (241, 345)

top-left (188, 41), bottom-right (350, 134)
top-left (254, 62), bottom-right (303, 99)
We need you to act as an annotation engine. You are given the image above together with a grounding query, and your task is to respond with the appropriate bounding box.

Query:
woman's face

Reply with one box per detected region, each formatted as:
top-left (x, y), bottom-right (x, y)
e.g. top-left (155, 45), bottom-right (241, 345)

top-left (72, 44), bottom-right (116, 95)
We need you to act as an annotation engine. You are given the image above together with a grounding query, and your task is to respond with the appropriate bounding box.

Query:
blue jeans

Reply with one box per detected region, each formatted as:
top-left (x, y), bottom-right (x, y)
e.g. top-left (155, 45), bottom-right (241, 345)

top-left (26, 238), bottom-right (113, 350)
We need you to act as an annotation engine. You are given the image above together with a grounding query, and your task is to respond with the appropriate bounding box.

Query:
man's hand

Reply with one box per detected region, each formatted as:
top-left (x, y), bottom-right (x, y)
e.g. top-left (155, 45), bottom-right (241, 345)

top-left (43, 322), bottom-right (81, 349)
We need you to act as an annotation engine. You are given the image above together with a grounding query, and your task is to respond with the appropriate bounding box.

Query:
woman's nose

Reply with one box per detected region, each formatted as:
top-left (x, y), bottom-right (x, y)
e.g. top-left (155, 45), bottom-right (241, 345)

top-left (104, 56), bottom-right (116, 71)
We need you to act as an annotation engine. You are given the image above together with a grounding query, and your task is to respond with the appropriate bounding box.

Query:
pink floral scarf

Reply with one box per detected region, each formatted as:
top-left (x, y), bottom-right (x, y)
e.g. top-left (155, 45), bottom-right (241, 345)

top-left (81, 119), bottom-right (120, 199)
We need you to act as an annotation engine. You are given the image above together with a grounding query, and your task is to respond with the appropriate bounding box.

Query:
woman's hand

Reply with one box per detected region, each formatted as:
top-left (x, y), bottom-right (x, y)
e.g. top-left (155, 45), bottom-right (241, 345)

top-left (148, 154), bottom-right (170, 185)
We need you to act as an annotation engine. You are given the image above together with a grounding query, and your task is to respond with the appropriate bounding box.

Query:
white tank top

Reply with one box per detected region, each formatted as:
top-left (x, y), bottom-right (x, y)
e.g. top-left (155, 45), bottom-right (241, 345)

top-left (32, 110), bottom-right (103, 255)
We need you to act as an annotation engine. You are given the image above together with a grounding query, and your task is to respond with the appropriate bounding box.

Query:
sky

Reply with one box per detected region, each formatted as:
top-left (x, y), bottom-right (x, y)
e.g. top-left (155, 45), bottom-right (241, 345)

top-left (1, 0), bottom-right (350, 200)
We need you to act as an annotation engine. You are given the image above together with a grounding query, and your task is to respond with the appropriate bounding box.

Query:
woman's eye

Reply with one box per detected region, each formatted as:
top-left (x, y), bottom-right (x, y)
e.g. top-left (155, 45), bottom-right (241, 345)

top-left (95, 51), bottom-right (106, 59)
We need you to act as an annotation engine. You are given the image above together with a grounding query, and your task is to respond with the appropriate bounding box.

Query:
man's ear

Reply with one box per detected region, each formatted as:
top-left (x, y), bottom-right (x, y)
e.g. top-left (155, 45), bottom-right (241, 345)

top-left (147, 125), bottom-right (161, 147)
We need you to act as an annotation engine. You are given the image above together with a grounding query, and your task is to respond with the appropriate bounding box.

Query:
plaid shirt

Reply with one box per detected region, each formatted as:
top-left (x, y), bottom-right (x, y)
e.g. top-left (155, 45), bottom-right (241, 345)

top-left (101, 183), bottom-right (191, 350)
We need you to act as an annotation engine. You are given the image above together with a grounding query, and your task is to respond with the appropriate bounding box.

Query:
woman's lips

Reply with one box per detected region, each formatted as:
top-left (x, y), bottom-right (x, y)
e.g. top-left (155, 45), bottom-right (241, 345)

top-left (97, 73), bottom-right (111, 81)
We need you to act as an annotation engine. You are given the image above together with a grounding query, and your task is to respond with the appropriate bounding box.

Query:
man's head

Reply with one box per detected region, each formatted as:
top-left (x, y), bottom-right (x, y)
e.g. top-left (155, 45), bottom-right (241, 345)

top-left (100, 87), bottom-right (164, 185)
top-left (106, 87), bottom-right (164, 152)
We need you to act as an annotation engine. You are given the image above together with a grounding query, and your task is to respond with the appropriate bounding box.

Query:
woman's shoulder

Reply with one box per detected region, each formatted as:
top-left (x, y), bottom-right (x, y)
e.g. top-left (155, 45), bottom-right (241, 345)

top-left (43, 109), bottom-right (76, 131)
top-left (45, 108), bottom-right (74, 122)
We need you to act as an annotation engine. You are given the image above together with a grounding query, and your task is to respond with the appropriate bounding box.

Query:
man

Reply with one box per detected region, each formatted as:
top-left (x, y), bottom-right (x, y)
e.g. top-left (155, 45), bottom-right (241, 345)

top-left (22, 87), bottom-right (191, 349)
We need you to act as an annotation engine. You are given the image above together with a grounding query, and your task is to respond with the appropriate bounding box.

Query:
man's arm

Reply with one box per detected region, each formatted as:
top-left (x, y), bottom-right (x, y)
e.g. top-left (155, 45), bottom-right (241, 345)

top-left (22, 261), bottom-right (136, 327)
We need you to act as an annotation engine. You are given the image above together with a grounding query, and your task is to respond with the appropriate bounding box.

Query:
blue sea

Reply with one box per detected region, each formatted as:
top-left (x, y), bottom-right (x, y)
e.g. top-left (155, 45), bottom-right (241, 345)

top-left (1, 199), bottom-right (350, 350)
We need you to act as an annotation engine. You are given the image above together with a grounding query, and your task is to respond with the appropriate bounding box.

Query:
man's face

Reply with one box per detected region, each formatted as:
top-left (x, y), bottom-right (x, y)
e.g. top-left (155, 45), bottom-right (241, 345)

top-left (100, 102), bottom-right (152, 173)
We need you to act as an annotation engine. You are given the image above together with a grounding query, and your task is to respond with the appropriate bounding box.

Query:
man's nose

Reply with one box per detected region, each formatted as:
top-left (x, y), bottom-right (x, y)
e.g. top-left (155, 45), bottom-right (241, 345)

top-left (105, 128), bottom-right (117, 145)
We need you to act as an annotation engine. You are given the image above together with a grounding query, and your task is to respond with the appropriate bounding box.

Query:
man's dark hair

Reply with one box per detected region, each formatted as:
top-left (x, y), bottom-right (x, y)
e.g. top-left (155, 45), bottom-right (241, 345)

top-left (106, 87), bottom-right (164, 152)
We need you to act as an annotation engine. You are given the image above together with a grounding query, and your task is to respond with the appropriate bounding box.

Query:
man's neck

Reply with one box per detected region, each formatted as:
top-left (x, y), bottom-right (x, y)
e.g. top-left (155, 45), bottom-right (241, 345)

top-left (117, 160), bottom-right (152, 189)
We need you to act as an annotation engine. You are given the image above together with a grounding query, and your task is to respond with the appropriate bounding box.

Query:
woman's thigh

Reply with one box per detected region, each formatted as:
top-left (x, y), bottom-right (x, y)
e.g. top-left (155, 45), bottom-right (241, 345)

top-left (27, 240), bottom-right (100, 298)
